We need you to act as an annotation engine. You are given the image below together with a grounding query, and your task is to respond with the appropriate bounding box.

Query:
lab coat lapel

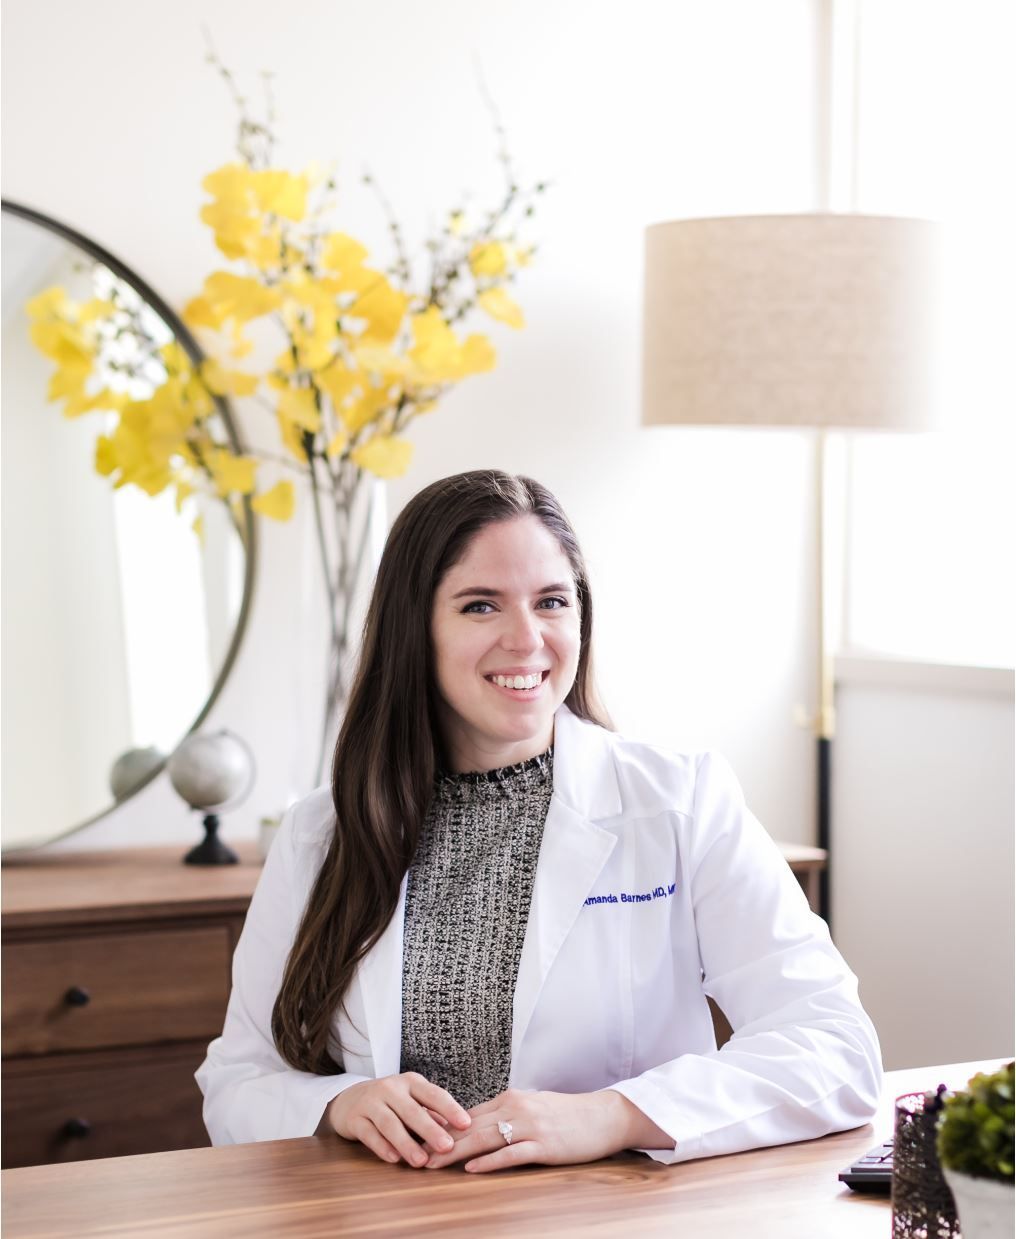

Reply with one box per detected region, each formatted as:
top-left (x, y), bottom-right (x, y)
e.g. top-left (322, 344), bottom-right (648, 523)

top-left (511, 708), bottom-right (621, 1063)
top-left (357, 874), bottom-right (407, 1078)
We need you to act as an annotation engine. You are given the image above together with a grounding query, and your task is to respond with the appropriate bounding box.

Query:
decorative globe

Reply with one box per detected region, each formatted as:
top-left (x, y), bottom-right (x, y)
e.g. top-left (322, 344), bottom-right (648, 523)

top-left (109, 745), bottom-right (165, 800)
top-left (167, 730), bottom-right (252, 810)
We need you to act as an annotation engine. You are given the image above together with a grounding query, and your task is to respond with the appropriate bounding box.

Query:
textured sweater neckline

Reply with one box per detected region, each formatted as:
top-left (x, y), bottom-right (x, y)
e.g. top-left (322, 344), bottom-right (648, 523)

top-left (433, 747), bottom-right (553, 801)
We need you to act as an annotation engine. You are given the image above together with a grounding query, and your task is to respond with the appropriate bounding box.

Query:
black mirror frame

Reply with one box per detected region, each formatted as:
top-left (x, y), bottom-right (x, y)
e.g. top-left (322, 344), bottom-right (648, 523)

top-left (1, 198), bottom-right (259, 851)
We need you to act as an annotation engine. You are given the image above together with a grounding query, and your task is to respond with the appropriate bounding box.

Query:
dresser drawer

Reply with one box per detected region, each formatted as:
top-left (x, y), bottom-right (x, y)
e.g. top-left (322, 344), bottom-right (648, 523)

top-left (2, 926), bottom-right (231, 1055)
top-left (1, 1041), bottom-right (212, 1168)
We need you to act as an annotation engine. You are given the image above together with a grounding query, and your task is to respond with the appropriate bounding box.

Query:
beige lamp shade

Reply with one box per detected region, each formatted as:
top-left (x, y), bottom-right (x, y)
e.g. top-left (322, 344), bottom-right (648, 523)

top-left (642, 214), bottom-right (944, 430)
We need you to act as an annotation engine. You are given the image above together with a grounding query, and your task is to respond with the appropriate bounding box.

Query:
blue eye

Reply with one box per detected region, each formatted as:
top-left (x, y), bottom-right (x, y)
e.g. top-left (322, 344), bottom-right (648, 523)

top-left (460, 596), bottom-right (571, 615)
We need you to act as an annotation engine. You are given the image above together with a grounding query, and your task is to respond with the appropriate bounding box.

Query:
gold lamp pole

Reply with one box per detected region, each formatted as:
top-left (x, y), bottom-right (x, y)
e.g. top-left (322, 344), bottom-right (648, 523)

top-left (641, 213), bottom-right (942, 926)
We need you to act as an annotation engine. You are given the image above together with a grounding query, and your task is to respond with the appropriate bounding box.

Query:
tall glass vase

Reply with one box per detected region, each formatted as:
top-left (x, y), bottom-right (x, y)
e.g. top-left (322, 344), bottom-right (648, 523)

top-left (313, 475), bottom-right (388, 786)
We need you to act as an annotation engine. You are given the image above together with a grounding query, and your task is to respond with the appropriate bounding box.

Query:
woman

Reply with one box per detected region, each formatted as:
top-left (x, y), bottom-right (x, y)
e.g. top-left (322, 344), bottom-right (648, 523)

top-left (197, 470), bottom-right (881, 1172)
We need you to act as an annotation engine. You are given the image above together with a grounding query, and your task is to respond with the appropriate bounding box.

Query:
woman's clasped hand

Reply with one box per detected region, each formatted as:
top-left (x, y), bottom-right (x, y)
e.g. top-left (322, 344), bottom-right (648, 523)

top-left (327, 1074), bottom-right (670, 1173)
top-left (325, 1072), bottom-right (471, 1168)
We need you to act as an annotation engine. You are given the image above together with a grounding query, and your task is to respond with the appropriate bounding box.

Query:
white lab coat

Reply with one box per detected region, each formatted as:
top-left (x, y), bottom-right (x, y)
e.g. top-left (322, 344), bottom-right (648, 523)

top-left (197, 706), bottom-right (882, 1164)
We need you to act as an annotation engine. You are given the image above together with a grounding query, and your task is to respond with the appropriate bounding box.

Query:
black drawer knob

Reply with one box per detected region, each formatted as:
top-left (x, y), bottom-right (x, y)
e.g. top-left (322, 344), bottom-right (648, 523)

top-left (63, 1118), bottom-right (91, 1139)
top-left (64, 985), bottom-right (91, 1007)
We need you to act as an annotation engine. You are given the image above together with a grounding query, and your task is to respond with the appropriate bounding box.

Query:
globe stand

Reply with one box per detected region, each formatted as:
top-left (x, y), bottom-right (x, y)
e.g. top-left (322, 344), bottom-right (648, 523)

top-left (183, 813), bottom-right (239, 866)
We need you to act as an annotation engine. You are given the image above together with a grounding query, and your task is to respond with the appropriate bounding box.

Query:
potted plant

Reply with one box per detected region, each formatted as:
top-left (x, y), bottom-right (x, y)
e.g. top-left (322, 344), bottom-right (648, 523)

top-left (937, 1061), bottom-right (1014, 1238)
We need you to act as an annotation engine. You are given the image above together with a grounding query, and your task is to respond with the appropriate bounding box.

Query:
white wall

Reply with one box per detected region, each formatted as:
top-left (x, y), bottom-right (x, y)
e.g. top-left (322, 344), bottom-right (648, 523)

top-left (2, 0), bottom-right (1011, 1069)
top-left (834, 666), bottom-right (1014, 1070)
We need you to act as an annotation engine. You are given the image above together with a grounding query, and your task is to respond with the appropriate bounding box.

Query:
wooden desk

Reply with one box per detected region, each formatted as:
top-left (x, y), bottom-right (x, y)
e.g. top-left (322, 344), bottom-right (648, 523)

top-left (2, 1061), bottom-right (1004, 1238)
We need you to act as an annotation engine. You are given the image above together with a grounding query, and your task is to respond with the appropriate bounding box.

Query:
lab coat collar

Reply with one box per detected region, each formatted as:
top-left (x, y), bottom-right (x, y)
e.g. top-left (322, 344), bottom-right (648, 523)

top-left (550, 704), bottom-right (623, 822)
top-left (359, 705), bottom-right (622, 1081)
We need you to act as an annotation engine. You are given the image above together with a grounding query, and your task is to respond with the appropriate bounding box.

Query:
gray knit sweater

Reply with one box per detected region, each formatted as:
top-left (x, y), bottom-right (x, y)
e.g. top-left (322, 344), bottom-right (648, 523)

top-left (400, 749), bottom-right (553, 1109)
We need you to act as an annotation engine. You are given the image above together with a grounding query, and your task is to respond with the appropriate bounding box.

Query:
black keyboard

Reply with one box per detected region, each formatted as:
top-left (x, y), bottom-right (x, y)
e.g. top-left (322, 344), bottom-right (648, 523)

top-left (838, 1140), bottom-right (894, 1192)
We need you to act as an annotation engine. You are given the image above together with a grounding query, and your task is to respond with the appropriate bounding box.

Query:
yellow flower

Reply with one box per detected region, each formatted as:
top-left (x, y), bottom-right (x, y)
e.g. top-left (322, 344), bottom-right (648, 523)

top-left (282, 280), bottom-right (339, 369)
top-left (201, 201), bottom-right (261, 261)
top-left (354, 345), bottom-right (410, 378)
top-left (268, 350), bottom-right (298, 385)
top-left (159, 340), bottom-right (194, 379)
top-left (25, 286), bottom-right (69, 320)
top-left (407, 307), bottom-right (458, 378)
top-left (62, 386), bottom-right (127, 419)
top-left (144, 381), bottom-right (202, 439)
top-left (101, 412), bottom-right (179, 492)
top-left (463, 335), bottom-right (496, 373)
top-left (201, 272), bottom-right (282, 325)
top-left (342, 385), bottom-right (391, 435)
top-left (228, 327), bottom-right (254, 358)
top-left (295, 336), bottom-right (333, 371)
top-left (320, 232), bottom-right (369, 276)
top-left (408, 308), bottom-right (496, 382)
top-left (469, 241), bottom-right (509, 278)
top-left (347, 273), bottom-right (409, 346)
top-left (186, 298), bottom-right (255, 358)
top-left (251, 480), bottom-right (295, 521)
top-left (200, 358), bottom-right (259, 397)
top-left (247, 225), bottom-right (288, 272)
top-left (95, 434), bottom-right (117, 477)
top-left (351, 433), bottom-right (413, 479)
top-left (200, 164), bottom-right (310, 262)
top-left (193, 514), bottom-right (205, 543)
top-left (277, 386), bottom-right (321, 434)
top-left (47, 363), bottom-right (91, 405)
top-left (200, 164), bottom-right (261, 259)
top-left (316, 360), bottom-right (363, 411)
top-left (206, 449), bottom-right (258, 497)
top-left (174, 480), bottom-right (195, 513)
top-left (251, 169), bottom-right (308, 221)
top-left (181, 374), bottom-right (216, 420)
top-left (103, 410), bottom-right (175, 494)
top-left (77, 298), bottom-right (118, 324)
top-left (30, 318), bottom-right (93, 368)
top-left (183, 294), bottom-right (226, 331)
top-left (477, 287), bottom-right (525, 329)
top-left (202, 163), bottom-right (255, 204)
top-left (25, 129), bottom-right (538, 543)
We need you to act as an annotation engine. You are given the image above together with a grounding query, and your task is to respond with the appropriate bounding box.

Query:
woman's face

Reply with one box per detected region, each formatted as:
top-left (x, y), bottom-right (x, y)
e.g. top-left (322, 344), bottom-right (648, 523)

top-left (431, 515), bottom-right (582, 773)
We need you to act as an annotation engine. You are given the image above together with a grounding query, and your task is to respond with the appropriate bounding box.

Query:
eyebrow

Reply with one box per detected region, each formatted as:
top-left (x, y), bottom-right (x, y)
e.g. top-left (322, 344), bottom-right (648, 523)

top-left (449, 582), bottom-right (575, 600)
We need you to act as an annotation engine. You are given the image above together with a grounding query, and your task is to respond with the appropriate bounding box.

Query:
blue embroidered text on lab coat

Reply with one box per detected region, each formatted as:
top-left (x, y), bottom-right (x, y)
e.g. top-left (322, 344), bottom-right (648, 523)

top-left (584, 883), bottom-right (676, 907)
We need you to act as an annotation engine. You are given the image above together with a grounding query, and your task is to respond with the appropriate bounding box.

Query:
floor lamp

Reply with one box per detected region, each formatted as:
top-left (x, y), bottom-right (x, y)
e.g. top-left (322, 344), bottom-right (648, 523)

top-left (641, 213), bottom-right (942, 928)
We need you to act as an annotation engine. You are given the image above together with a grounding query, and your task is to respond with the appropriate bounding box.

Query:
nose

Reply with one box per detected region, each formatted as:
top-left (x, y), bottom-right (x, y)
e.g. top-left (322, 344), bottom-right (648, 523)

top-left (501, 606), bottom-right (543, 654)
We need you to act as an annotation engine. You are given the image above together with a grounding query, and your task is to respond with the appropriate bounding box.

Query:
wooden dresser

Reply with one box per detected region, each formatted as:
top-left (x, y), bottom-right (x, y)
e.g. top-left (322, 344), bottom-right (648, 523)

top-left (1, 844), bottom-right (262, 1169)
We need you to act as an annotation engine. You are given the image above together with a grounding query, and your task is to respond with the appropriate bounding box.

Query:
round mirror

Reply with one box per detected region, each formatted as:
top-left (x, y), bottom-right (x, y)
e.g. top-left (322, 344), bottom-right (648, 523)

top-left (1, 202), bottom-right (257, 852)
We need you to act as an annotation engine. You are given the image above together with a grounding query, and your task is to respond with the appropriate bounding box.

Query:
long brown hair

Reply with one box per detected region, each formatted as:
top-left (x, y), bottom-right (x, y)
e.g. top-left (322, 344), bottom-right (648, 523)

top-left (272, 470), bottom-right (609, 1072)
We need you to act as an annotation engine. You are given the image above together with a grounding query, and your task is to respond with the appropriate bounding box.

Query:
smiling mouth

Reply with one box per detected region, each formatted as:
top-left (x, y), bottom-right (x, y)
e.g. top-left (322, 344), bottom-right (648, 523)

top-left (484, 670), bottom-right (550, 694)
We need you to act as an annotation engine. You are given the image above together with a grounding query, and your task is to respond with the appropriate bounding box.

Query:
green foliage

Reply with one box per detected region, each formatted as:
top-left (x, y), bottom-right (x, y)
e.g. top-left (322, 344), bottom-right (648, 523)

top-left (937, 1062), bottom-right (1015, 1182)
